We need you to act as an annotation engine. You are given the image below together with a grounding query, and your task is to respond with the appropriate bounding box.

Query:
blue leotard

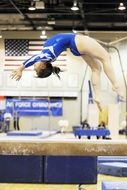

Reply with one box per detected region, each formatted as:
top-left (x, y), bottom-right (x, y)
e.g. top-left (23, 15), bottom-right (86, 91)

top-left (23, 33), bottom-right (81, 68)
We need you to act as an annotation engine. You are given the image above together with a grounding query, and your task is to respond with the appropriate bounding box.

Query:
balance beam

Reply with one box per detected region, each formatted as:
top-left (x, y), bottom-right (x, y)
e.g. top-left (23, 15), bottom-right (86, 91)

top-left (0, 138), bottom-right (127, 156)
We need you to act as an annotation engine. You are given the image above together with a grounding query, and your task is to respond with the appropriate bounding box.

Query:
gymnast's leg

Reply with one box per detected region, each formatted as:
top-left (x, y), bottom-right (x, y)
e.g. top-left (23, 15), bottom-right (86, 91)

top-left (82, 55), bottom-right (103, 111)
top-left (75, 35), bottom-right (123, 97)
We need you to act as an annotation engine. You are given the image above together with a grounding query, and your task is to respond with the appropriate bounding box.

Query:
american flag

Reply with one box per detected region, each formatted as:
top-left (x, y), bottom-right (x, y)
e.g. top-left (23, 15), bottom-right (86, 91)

top-left (4, 39), bottom-right (67, 71)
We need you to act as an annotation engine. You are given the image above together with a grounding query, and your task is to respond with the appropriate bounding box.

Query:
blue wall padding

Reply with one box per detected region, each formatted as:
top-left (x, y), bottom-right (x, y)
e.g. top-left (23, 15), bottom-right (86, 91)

top-left (102, 181), bottom-right (127, 190)
top-left (98, 162), bottom-right (127, 176)
top-left (44, 156), bottom-right (97, 184)
top-left (0, 156), bottom-right (43, 183)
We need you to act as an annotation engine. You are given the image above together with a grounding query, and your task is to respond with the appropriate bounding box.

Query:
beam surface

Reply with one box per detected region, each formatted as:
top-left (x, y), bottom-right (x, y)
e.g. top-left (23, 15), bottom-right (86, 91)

top-left (0, 138), bottom-right (127, 156)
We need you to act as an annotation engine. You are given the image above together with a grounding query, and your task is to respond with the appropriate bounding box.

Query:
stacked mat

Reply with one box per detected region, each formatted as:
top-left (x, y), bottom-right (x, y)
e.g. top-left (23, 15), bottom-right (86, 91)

top-left (98, 156), bottom-right (127, 163)
top-left (6, 130), bottom-right (59, 138)
top-left (7, 130), bottom-right (43, 136)
top-left (98, 162), bottom-right (127, 176)
top-left (102, 181), bottom-right (127, 190)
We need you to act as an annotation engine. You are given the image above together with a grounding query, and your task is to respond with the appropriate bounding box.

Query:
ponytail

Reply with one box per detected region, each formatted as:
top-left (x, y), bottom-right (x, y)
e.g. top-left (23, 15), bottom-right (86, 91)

top-left (52, 66), bottom-right (61, 79)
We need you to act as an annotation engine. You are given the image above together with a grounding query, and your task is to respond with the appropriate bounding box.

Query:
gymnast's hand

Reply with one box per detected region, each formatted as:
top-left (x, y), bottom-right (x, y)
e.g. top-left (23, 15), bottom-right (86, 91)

top-left (10, 65), bottom-right (24, 81)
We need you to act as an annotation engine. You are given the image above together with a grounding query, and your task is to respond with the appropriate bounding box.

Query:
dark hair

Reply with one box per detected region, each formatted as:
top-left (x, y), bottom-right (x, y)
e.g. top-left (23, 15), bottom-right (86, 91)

top-left (37, 62), bottom-right (61, 79)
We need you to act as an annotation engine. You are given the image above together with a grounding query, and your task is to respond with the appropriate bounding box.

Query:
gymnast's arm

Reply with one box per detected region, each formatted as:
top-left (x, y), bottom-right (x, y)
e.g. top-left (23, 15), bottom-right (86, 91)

top-left (10, 54), bottom-right (42, 81)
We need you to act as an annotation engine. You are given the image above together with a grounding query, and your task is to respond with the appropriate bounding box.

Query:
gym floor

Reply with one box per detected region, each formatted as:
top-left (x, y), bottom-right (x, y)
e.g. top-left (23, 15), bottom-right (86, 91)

top-left (0, 174), bottom-right (126, 190)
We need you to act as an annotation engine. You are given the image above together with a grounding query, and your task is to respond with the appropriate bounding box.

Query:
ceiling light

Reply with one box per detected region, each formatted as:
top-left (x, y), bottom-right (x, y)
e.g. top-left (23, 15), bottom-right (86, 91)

top-left (118, 3), bottom-right (126, 10)
top-left (40, 30), bottom-right (47, 39)
top-left (47, 18), bottom-right (55, 25)
top-left (35, 1), bottom-right (45, 9)
top-left (28, 1), bottom-right (36, 11)
top-left (72, 29), bottom-right (77, 33)
top-left (71, 1), bottom-right (79, 11)
top-left (0, 31), bottom-right (2, 38)
top-left (45, 26), bottom-right (53, 30)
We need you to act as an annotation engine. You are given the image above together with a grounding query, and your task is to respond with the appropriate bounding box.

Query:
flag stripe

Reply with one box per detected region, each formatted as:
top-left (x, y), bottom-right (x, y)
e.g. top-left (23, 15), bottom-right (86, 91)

top-left (28, 51), bottom-right (41, 55)
top-left (5, 56), bottom-right (30, 60)
top-left (5, 64), bottom-right (21, 66)
top-left (29, 41), bottom-right (44, 45)
top-left (29, 46), bottom-right (42, 50)
top-left (4, 68), bottom-right (33, 71)
top-left (5, 56), bottom-right (67, 61)
top-left (5, 59), bottom-right (67, 64)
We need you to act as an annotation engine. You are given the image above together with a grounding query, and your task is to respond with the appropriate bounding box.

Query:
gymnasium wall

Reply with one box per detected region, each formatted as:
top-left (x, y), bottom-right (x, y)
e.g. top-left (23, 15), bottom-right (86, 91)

top-left (0, 31), bottom-right (126, 131)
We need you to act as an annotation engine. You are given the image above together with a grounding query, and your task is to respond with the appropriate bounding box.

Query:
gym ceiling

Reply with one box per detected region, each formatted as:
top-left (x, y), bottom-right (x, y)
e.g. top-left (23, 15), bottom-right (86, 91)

top-left (0, 0), bottom-right (127, 31)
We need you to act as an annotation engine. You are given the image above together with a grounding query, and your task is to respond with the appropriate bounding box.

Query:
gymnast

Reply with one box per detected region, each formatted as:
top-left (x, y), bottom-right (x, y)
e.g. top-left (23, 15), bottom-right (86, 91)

top-left (11, 33), bottom-right (123, 111)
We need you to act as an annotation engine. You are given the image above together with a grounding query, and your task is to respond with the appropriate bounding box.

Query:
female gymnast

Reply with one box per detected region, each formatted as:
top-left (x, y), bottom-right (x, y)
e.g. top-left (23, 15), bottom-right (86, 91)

top-left (11, 33), bottom-right (123, 111)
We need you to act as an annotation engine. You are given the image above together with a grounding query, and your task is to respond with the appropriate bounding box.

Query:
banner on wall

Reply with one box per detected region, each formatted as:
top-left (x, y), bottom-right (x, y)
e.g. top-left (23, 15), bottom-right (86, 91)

top-left (6, 98), bottom-right (63, 116)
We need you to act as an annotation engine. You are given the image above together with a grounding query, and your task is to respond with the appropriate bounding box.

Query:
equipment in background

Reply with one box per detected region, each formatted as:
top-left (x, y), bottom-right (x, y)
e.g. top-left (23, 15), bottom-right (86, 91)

top-left (6, 130), bottom-right (58, 138)
top-left (98, 121), bottom-right (106, 129)
top-left (13, 111), bottom-right (20, 130)
top-left (73, 127), bottom-right (110, 139)
top-left (81, 119), bottom-right (90, 129)
top-left (58, 119), bottom-right (69, 133)
top-left (7, 130), bottom-right (43, 136)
